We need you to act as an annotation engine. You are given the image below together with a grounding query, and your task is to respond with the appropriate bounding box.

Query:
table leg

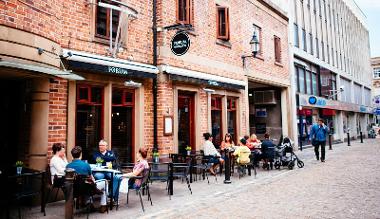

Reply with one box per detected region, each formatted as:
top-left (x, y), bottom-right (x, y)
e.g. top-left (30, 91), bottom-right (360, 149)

top-left (189, 158), bottom-right (193, 183)
top-left (169, 163), bottom-right (173, 196)
top-left (41, 172), bottom-right (46, 215)
top-left (110, 172), bottom-right (114, 210)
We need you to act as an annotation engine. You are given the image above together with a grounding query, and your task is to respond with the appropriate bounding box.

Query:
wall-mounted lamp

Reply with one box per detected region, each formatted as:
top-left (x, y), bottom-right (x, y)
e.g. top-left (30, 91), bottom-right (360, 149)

top-left (124, 80), bottom-right (142, 88)
top-left (203, 88), bottom-right (215, 93)
top-left (241, 30), bottom-right (259, 68)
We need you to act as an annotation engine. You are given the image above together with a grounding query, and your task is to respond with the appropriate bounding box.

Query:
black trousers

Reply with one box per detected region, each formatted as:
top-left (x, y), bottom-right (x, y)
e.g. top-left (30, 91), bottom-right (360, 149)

top-left (314, 140), bottom-right (326, 160)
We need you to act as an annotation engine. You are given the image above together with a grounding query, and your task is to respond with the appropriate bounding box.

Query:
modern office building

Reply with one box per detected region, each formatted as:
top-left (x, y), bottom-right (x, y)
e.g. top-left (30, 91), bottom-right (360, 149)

top-left (289, 0), bottom-right (373, 146)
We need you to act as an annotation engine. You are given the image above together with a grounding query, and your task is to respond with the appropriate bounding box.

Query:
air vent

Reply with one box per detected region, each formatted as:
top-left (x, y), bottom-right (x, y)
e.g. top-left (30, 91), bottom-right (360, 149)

top-left (253, 90), bottom-right (276, 105)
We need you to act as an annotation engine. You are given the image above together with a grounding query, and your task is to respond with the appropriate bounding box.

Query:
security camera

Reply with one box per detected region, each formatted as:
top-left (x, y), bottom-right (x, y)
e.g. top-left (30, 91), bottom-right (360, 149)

top-left (339, 86), bottom-right (344, 91)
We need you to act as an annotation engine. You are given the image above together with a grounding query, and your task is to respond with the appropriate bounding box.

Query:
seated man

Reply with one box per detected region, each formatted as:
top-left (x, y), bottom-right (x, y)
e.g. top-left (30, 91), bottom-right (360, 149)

top-left (261, 133), bottom-right (276, 170)
top-left (92, 139), bottom-right (117, 180)
top-left (233, 138), bottom-right (251, 165)
top-left (203, 132), bottom-right (224, 175)
top-left (67, 146), bottom-right (108, 213)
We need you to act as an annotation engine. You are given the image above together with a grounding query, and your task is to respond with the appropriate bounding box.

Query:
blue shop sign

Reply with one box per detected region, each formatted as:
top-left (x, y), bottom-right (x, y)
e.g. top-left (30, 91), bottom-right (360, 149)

top-left (308, 96), bottom-right (317, 105)
top-left (359, 106), bottom-right (367, 113)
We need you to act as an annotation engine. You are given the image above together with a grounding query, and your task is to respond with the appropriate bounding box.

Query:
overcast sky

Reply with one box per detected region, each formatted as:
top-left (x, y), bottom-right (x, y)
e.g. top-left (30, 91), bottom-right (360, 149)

top-left (354, 0), bottom-right (380, 57)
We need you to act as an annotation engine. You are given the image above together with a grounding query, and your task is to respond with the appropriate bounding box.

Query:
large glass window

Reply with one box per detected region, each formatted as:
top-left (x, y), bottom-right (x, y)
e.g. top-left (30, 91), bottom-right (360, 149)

top-left (294, 23), bottom-right (299, 48)
top-left (227, 97), bottom-right (237, 144)
top-left (353, 83), bottom-right (362, 105)
top-left (211, 96), bottom-right (223, 148)
top-left (111, 89), bottom-right (134, 163)
top-left (374, 68), bottom-right (380, 78)
top-left (76, 85), bottom-right (103, 161)
top-left (305, 71), bottom-right (312, 95)
top-left (298, 68), bottom-right (306, 93)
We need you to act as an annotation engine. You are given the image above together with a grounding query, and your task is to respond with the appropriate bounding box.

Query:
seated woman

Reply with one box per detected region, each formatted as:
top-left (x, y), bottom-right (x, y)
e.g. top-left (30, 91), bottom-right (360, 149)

top-left (248, 134), bottom-right (261, 151)
top-left (203, 132), bottom-right (224, 175)
top-left (49, 143), bottom-right (68, 186)
top-left (220, 133), bottom-right (235, 151)
top-left (115, 147), bottom-right (149, 197)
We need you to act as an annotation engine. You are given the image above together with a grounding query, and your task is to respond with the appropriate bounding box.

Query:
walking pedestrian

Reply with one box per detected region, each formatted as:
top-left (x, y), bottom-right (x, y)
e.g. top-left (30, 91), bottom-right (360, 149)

top-left (310, 118), bottom-right (329, 162)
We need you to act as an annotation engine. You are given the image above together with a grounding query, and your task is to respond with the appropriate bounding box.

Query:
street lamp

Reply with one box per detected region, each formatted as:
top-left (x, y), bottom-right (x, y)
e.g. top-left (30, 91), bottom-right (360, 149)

top-left (242, 30), bottom-right (259, 68)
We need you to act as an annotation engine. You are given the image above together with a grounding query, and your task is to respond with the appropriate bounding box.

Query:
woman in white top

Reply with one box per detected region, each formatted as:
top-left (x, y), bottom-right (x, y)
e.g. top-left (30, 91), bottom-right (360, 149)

top-left (203, 132), bottom-right (224, 175)
top-left (49, 143), bottom-right (68, 184)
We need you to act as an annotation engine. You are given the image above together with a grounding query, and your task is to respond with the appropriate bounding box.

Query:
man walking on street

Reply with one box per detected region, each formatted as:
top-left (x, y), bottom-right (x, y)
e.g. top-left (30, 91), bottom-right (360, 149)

top-left (310, 118), bottom-right (329, 162)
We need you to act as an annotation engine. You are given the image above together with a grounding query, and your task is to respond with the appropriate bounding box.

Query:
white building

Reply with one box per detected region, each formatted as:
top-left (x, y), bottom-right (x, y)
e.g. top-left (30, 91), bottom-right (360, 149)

top-left (372, 57), bottom-right (380, 124)
top-left (288, 0), bottom-right (373, 145)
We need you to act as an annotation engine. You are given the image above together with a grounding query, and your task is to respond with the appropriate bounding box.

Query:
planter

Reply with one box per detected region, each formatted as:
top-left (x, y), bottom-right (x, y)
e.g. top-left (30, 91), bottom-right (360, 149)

top-left (16, 166), bottom-right (22, 175)
top-left (153, 156), bottom-right (159, 163)
top-left (187, 151), bottom-right (191, 156)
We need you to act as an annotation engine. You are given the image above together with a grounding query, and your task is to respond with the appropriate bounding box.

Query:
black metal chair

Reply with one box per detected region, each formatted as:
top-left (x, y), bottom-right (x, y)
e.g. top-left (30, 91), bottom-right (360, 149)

top-left (73, 174), bottom-right (107, 218)
top-left (6, 168), bottom-right (46, 219)
top-left (192, 151), bottom-right (218, 184)
top-left (172, 162), bottom-right (192, 194)
top-left (45, 165), bottom-right (65, 203)
top-left (126, 167), bottom-right (152, 212)
top-left (235, 151), bottom-right (253, 179)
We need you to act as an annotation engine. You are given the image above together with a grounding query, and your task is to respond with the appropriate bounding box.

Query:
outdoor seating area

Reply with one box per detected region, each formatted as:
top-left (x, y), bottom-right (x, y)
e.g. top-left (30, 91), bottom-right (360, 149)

top-left (1, 145), bottom-right (302, 219)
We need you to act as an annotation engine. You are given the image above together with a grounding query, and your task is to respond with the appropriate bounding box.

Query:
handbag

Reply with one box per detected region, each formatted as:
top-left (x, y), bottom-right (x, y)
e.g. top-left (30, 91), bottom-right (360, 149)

top-left (311, 138), bottom-right (318, 146)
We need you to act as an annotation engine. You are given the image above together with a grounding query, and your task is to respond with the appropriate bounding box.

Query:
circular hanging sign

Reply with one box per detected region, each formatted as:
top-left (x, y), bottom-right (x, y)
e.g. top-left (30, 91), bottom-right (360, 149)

top-left (308, 96), bottom-right (317, 105)
top-left (170, 32), bottom-right (190, 56)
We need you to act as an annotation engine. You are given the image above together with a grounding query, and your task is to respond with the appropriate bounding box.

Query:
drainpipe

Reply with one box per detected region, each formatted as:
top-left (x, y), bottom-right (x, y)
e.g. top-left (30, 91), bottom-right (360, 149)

top-left (152, 0), bottom-right (158, 153)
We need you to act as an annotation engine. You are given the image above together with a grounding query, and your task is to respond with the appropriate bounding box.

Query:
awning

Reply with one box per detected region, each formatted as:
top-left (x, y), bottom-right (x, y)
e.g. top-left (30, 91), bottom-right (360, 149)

top-left (62, 49), bottom-right (159, 78)
top-left (0, 60), bottom-right (85, 80)
top-left (159, 65), bottom-right (246, 90)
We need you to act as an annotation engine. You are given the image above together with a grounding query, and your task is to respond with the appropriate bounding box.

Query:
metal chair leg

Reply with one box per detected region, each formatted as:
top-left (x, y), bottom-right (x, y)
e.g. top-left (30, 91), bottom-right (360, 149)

top-left (138, 191), bottom-right (145, 212)
top-left (185, 177), bottom-right (192, 194)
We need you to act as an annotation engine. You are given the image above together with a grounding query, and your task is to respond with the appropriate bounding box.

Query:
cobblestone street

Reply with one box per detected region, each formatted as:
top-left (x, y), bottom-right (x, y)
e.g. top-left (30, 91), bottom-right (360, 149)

top-left (28, 139), bottom-right (380, 219)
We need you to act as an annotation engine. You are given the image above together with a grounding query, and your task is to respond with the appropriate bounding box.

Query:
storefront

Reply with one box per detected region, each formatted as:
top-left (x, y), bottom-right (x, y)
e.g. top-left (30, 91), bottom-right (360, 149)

top-left (62, 50), bottom-right (158, 162)
top-left (298, 93), bottom-right (374, 142)
top-left (159, 65), bottom-right (245, 152)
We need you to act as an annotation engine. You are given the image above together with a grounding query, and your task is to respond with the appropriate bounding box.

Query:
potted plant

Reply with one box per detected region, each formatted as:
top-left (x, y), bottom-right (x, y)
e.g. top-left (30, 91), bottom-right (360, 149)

top-left (95, 157), bottom-right (104, 167)
top-left (152, 151), bottom-right (160, 163)
top-left (15, 161), bottom-right (23, 174)
top-left (185, 146), bottom-right (192, 155)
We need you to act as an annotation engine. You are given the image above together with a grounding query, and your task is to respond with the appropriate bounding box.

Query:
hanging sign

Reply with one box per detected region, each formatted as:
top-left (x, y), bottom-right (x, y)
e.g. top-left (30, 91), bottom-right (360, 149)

top-left (170, 32), bottom-right (191, 56)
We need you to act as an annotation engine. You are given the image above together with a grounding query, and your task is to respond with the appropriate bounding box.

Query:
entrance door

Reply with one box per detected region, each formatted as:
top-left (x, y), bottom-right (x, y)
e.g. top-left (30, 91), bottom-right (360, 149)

top-left (178, 92), bottom-right (195, 155)
top-left (0, 79), bottom-right (26, 169)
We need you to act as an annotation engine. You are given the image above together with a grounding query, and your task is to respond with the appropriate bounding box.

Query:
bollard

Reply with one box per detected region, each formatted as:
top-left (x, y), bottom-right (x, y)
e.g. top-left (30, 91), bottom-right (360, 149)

top-left (64, 168), bottom-right (75, 219)
top-left (347, 132), bottom-right (351, 146)
top-left (329, 133), bottom-right (332, 150)
top-left (224, 149), bottom-right (231, 184)
top-left (169, 163), bottom-right (173, 196)
top-left (360, 131), bottom-right (363, 143)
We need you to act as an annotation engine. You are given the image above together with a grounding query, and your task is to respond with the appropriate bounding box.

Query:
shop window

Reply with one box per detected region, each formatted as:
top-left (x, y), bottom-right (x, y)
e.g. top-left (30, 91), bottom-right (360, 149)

top-left (216, 6), bottom-right (229, 40)
top-left (227, 97), bottom-right (237, 144)
top-left (274, 36), bottom-right (281, 63)
top-left (96, 0), bottom-right (120, 39)
top-left (211, 96), bottom-right (223, 147)
top-left (298, 67), bottom-right (306, 94)
top-left (305, 70), bottom-right (312, 95)
top-left (112, 89), bottom-right (134, 163)
top-left (76, 85), bottom-right (104, 161)
top-left (177, 0), bottom-right (192, 25)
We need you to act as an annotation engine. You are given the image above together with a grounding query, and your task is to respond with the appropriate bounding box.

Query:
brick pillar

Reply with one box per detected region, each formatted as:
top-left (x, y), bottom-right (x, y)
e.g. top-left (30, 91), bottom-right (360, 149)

top-left (28, 78), bottom-right (49, 171)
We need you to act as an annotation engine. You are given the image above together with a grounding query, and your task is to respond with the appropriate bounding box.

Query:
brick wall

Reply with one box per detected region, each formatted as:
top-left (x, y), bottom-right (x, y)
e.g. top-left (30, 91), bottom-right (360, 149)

top-left (47, 79), bottom-right (68, 160)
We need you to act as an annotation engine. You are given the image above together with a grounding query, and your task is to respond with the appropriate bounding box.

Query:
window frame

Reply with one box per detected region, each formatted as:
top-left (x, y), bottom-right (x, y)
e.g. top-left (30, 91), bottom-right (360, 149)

top-left (274, 36), bottom-right (282, 63)
top-left (95, 0), bottom-right (121, 40)
top-left (216, 6), bottom-right (230, 40)
top-left (176, 0), bottom-right (192, 25)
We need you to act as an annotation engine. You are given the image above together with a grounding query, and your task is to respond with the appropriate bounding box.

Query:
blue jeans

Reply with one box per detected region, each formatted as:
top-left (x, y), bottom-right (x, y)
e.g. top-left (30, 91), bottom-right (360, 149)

top-left (112, 175), bottom-right (123, 201)
top-left (93, 172), bottom-right (112, 180)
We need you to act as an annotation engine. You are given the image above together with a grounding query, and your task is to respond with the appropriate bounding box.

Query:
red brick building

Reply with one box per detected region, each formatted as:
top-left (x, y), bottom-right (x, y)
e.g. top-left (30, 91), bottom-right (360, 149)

top-left (0, 0), bottom-right (293, 170)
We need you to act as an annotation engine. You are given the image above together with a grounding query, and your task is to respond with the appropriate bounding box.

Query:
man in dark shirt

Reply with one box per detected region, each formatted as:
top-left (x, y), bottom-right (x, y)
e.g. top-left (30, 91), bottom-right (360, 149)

top-left (261, 133), bottom-right (276, 170)
top-left (92, 140), bottom-right (117, 180)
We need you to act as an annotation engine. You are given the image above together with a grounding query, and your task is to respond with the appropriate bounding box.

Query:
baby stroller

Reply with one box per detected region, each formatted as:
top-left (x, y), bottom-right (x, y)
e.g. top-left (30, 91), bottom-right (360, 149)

top-left (274, 137), bottom-right (304, 170)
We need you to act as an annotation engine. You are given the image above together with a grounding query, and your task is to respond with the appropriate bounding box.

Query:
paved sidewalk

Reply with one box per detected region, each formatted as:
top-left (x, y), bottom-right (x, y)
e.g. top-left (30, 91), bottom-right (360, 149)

top-left (24, 138), bottom-right (380, 219)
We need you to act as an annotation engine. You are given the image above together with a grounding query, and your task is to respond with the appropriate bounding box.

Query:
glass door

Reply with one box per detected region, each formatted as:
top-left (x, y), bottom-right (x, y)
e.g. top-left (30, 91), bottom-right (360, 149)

top-left (112, 89), bottom-right (134, 163)
top-left (178, 92), bottom-right (195, 155)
